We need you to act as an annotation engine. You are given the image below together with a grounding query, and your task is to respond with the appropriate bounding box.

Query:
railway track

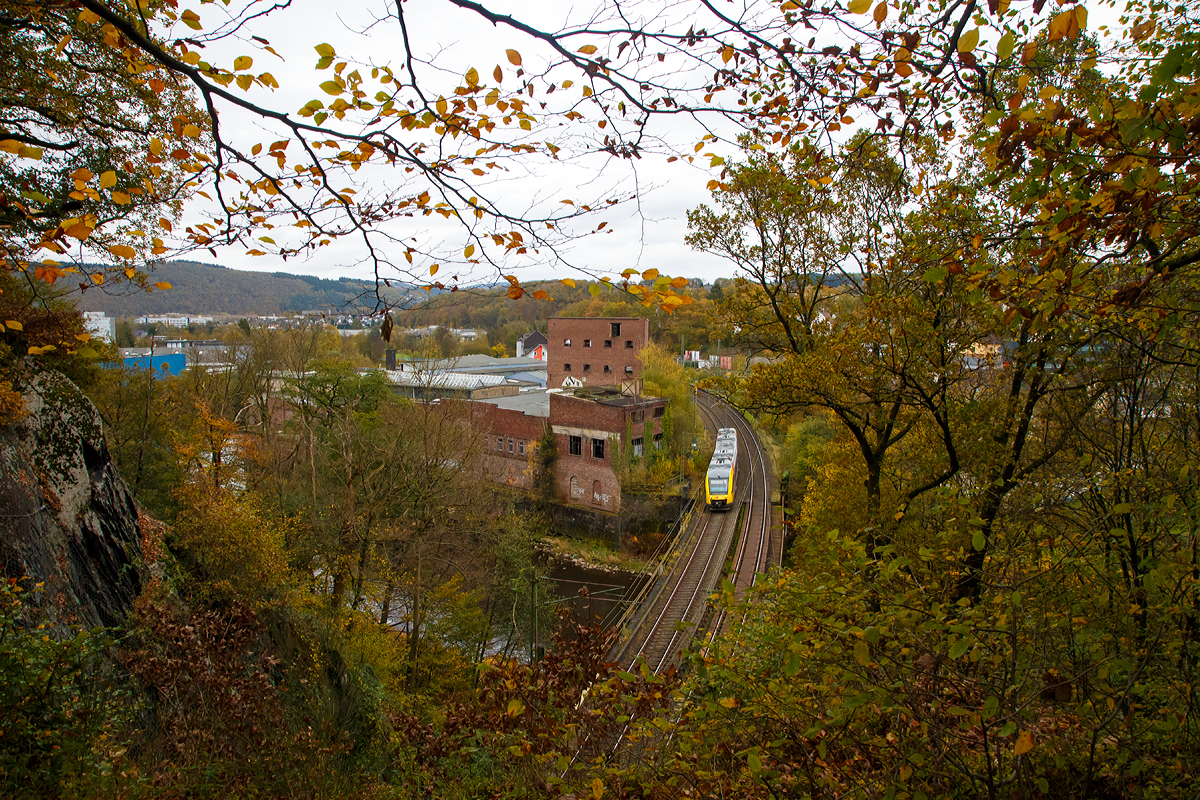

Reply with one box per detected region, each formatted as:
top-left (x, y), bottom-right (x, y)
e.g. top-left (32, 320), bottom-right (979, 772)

top-left (570, 391), bottom-right (776, 768)
top-left (615, 391), bottom-right (774, 674)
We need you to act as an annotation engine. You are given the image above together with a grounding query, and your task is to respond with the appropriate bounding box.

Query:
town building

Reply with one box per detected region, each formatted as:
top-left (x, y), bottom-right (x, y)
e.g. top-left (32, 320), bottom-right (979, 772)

top-left (458, 317), bottom-right (665, 513)
top-left (515, 329), bottom-right (548, 361)
top-left (466, 387), bottom-right (666, 512)
top-left (546, 317), bottom-right (649, 391)
top-left (82, 311), bottom-right (116, 342)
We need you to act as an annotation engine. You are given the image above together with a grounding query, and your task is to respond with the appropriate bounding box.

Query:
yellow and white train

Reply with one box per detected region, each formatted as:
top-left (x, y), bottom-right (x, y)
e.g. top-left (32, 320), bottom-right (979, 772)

top-left (705, 427), bottom-right (737, 510)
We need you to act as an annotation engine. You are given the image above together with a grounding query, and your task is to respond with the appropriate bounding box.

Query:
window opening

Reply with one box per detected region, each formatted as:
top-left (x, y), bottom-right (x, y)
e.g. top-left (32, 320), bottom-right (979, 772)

top-left (611, 323), bottom-right (621, 336)
top-left (569, 435), bottom-right (582, 456)
top-left (592, 438), bottom-right (605, 459)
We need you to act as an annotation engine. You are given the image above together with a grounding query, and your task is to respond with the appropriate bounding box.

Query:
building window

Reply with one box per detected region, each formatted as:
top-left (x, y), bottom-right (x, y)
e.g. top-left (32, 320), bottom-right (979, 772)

top-left (592, 438), bottom-right (605, 459)
top-left (603, 340), bottom-right (612, 348)
top-left (583, 364), bottom-right (591, 372)
top-left (497, 437), bottom-right (503, 450)
top-left (564, 363), bottom-right (571, 371)
top-left (603, 365), bottom-right (611, 373)
top-left (633, 437), bottom-right (644, 457)
top-left (569, 435), bottom-right (582, 456)
top-left (654, 432), bottom-right (663, 446)
top-left (631, 409), bottom-right (644, 423)
top-left (564, 338), bottom-right (571, 346)
top-left (583, 339), bottom-right (592, 348)
top-left (625, 366), bottom-right (634, 375)
top-left (611, 322), bottom-right (621, 336)
top-left (653, 406), bottom-right (664, 418)
top-left (625, 340), bottom-right (634, 348)
top-left (518, 441), bottom-right (525, 455)
top-left (508, 439), bottom-right (513, 452)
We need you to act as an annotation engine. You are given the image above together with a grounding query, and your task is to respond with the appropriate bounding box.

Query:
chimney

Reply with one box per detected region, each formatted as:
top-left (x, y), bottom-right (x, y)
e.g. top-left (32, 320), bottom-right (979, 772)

top-left (386, 348), bottom-right (396, 370)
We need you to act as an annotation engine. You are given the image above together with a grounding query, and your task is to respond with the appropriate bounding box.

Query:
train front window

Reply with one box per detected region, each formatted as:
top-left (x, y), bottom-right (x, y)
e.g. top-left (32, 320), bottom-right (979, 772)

top-left (709, 479), bottom-right (728, 494)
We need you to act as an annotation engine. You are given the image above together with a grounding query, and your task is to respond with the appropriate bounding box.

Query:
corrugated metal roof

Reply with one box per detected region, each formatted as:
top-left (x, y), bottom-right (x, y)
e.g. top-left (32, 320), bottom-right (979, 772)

top-left (384, 370), bottom-right (507, 390)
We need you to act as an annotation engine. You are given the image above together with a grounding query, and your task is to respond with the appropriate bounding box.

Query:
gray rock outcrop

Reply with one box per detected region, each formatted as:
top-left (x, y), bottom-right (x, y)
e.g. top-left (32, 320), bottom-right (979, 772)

top-left (0, 370), bottom-right (143, 629)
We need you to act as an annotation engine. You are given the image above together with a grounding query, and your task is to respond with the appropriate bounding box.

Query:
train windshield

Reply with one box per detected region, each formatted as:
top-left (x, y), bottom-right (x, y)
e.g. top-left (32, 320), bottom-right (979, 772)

top-left (709, 479), bottom-right (728, 493)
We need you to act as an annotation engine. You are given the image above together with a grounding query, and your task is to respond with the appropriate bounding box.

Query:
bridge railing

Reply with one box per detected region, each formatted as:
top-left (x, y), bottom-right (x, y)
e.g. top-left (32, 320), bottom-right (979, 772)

top-left (606, 488), bottom-right (702, 667)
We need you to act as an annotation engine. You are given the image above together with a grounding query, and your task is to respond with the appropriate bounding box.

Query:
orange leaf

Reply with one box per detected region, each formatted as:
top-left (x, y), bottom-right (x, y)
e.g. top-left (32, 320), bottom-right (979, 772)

top-left (1014, 731), bottom-right (1033, 755)
top-left (108, 244), bottom-right (136, 259)
top-left (154, 281), bottom-right (172, 290)
top-left (506, 49), bottom-right (522, 66)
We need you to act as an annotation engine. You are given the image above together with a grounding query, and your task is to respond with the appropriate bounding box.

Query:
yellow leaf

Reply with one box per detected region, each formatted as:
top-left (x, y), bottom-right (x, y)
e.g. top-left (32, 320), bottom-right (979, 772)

top-left (181, 9), bottom-right (202, 30)
top-left (718, 697), bottom-right (737, 708)
top-left (873, 1), bottom-right (887, 23)
top-left (91, 273), bottom-right (104, 285)
top-left (781, 0), bottom-right (800, 9)
top-left (182, 123), bottom-right (201, 138)
top-left (108, 244), bottom-right (136, 259)
top-left (111, 191), bottom-right (131, 205)
top-left (577, 45), bottom-right (598, 55)
top-left (465, 67), bottom-right (479, 86)
top-left (670, 276), bottom-right (689, 288)
top-left (436, 96), bottom-right (448, 116)
top-left (77, 8), bottom-right (101, 24)
top-left (154, 281), bottom-right (172, 290)
top-left (641, 268), bottom-right (659, 281)
top-left (506, 49), bottom-right (522, 66)
top-left (234, 55), bottom-right (253, 71)
top-left (818, 176), bottom-right (834, 185)
top-left (124, 267), bottom-right (136, 278)
top-left (72, 168), bottom-right (93, 182)
top-left (506, 698), bottom-right (524, 717)
top-left (847, 0), bottom-right (871, 14)
top-left (5, 320), bottom-right (23, 331)
top-left (430, 264), bottom-right (439, 276)
top-left (1014, 731), bottom-right (1033, 755)
top-left (560, 278), bottom-right (576, 288)
top-left (99, 170), bottom-right (117, 189)
top-left (64, 223), bottom-right (93, 241)
top-left (721, 45), bottom-right (734, 63)
top-left (591, 777), bottom-right (604, 800)
top-left (75, 332), bottom-right (92, 342)
top-left (958, 27), bottom-right (980, 53)
top-left (464, 244), bottom-right (475, 259)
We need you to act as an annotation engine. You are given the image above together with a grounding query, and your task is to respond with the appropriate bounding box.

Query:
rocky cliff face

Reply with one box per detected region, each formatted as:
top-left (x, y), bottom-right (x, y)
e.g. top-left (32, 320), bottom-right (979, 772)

top-left (0, 370), bottom-right (143, 629)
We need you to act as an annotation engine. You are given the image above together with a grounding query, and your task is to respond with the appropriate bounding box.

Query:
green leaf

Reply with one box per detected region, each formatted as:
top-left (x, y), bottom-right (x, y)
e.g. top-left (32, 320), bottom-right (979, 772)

top-left (320, 80), bottom-right (343, 95)
top-left (997, 31), bottom-right (1015, 60)
top-left (923, 265), bottom-right (947, 283)
top-left (972, 529), bottom-right (986, 551)
top-left (949, 637), bottom-right (970, 659)
top-left (747, 752), bottom-right (762, 773)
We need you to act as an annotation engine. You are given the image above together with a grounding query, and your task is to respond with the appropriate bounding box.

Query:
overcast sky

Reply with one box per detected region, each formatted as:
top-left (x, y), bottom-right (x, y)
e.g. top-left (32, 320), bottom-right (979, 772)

top-left (181, 0), bottom-right (745, 286)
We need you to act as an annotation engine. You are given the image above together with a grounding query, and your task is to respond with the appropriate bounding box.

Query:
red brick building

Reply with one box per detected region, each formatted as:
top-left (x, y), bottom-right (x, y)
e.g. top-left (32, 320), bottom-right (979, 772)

top-left (547, 317), bottom-right (650, 391)
top-left (459, 385), bottom-right (666, 512)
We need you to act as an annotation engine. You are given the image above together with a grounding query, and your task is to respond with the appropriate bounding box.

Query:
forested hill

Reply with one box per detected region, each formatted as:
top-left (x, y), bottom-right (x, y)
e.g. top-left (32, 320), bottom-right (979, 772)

top-left (71, 261), bottom-right (416, 316)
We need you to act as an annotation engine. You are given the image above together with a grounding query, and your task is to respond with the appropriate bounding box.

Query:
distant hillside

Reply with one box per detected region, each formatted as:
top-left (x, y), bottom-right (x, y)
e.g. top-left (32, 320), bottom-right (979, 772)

top-left (72, 261), bottom-right (416, 317)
